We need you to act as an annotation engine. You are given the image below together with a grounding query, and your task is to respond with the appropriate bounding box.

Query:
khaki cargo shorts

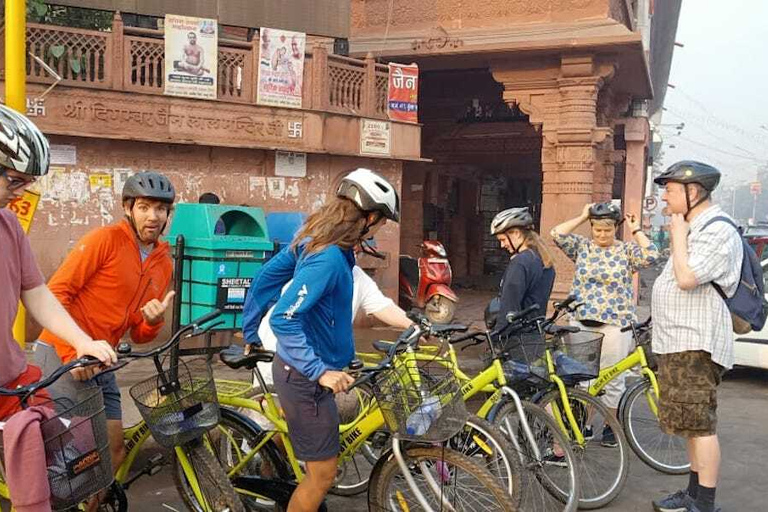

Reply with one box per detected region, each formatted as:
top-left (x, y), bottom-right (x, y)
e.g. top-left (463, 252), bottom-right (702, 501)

top-left (657, 350), bottom-right (725, 438)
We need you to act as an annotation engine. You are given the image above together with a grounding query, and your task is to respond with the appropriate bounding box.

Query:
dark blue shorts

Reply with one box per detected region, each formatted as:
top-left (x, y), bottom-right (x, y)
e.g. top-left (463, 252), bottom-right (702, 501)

top-left (272, 355), bottom-right (339, 461)
top-left (34, 341), bottom-right (123, 421)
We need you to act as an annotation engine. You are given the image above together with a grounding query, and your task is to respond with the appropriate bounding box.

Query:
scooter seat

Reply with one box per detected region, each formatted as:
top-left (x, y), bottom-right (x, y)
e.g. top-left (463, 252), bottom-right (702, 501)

top-left (220, 344), bottom-right (274, 370)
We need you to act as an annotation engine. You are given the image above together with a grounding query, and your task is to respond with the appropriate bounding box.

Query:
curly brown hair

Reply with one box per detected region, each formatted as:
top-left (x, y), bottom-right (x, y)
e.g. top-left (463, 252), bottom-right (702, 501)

top-left (291, 197), bottom-right (370, 254)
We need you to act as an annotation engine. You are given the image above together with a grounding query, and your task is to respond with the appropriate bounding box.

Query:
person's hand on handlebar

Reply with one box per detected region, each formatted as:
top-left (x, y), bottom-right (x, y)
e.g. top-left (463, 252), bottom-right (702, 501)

top-left (71, 338), bottom-right (117, 381)
top-left (319, 370), bottom-right (355, 394)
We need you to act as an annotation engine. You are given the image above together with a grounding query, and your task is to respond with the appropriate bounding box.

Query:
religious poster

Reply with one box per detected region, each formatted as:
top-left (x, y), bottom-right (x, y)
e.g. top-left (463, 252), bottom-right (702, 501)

top-left (164, 14), bottom-right (218, 100)
top-left (387, 63), bottom-right (419, 123)
top-left (257, 28), bottom-right (306, 108)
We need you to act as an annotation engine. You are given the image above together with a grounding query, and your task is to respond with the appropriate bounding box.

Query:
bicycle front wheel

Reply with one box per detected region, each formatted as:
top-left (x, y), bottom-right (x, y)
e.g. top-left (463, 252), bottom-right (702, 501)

top-left (173, 437), bottom-right (246, 512)
top-left (621, 378), bottom-right (690, 474)
top-left (537, 388), bottom-right (629, 509)
top-left (368, 445), bottom-right (517, 512)
top-left (492, 399), bottom-right (580, 512)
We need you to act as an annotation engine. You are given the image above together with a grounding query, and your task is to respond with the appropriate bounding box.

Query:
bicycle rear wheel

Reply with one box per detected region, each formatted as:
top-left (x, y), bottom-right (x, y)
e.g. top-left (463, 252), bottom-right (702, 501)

top-left (537, 388), bottom-right (629, 509)
top-left (492, 399), bottom-right (580, 512)
top-left (368, 445), bottom-right (517, 512)
top-left (621, 378), bottom-right (689, 474)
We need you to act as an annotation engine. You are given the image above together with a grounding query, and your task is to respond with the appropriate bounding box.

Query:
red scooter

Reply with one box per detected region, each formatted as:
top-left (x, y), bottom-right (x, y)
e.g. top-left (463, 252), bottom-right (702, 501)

top-left (399, 241), bottom-right (459, 324)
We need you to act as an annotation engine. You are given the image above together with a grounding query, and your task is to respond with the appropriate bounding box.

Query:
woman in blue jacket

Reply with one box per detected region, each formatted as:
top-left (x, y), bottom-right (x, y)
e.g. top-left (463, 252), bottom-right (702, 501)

top-left (244, 168), bottom-right (399, 511)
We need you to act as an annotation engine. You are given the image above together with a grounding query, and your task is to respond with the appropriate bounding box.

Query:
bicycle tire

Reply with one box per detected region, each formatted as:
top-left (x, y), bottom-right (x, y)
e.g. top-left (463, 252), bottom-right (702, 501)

top-left (536, 388), bottom-right (629, 509)
top-left (492, 399), bottom-right (580, 512)
top-left (352, 416), bottom-right (523, 504)
top-left (621, 378), bottom-right (690, 475)
top-left (172, 437), bottom-right (246, 512)
top-left (173, 408), bottom-right (288, 511)
top-left (368, 445), bottom-right (517, 512)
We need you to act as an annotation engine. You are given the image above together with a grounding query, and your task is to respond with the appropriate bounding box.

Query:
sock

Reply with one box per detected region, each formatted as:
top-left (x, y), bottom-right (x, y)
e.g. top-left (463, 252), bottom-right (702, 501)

top-left (687, 471), bottom-right (699, 499)
top-left (695, 484), bottom-right (716, 512)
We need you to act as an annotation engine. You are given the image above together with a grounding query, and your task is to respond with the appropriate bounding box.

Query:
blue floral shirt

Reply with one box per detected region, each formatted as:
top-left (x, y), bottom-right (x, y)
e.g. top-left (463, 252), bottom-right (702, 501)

top-left (552, 232), bottom-right (659, 327)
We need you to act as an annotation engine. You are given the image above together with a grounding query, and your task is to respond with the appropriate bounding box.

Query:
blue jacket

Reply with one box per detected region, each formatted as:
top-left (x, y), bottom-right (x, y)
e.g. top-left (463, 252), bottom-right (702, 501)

top-left (241, 244), bottom-right (355, 381)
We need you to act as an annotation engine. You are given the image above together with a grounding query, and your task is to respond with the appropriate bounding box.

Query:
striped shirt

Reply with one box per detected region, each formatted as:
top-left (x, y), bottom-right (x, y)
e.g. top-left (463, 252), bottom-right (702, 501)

top-left (651, 205), bottom-right (743, 368)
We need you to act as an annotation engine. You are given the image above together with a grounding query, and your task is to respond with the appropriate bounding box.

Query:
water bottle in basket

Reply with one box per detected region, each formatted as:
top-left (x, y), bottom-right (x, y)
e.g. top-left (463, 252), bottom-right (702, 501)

top-left (405, 395), bottom-right (442, 436)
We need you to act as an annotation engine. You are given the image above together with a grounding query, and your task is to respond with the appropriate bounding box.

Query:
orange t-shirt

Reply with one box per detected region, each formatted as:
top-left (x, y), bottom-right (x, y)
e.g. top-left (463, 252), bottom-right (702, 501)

top-left (39, 220), bottom-right (173, 363)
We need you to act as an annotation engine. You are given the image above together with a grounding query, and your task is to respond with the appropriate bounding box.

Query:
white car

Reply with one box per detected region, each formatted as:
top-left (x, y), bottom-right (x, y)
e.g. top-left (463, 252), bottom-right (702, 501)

top-left (733, 258), bottom-right (768, 370)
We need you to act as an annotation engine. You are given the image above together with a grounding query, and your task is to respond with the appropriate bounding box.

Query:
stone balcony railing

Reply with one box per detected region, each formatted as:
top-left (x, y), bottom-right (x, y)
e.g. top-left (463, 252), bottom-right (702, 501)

top-left (2, 13), bottom-right (390, 119)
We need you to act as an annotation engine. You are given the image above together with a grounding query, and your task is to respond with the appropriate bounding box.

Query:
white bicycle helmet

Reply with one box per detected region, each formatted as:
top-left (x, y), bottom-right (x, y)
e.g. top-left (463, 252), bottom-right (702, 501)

top-left (490, 207), bottom-right (534, 235)
top-left (337, 168), bottom-right (400, 222)
top-left (0, 104), bottom-right (50, 176)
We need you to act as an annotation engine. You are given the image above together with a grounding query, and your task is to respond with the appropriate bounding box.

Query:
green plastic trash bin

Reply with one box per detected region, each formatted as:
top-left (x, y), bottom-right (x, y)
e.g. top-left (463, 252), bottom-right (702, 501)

top-left (168, 204), bottom-right (274, 330)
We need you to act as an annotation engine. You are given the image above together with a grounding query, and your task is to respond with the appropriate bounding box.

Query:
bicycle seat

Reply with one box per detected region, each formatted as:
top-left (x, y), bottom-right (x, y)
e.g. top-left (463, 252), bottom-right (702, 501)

top-left (220, 344), bottom-right (274, 369)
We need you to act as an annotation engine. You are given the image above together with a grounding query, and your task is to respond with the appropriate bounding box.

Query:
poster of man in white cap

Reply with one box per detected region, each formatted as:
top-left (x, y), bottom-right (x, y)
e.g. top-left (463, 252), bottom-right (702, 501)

top-left (164, 14), bottom-right (218, 99)
top-left (257, 28), bottom-right (306, 108)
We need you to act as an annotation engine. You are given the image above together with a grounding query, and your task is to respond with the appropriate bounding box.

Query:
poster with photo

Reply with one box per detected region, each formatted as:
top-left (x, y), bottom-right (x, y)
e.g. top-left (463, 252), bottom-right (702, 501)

top-left (164, 14), bottom-right (218, 99)
top-left (257, 28), bottom-right (306, 108)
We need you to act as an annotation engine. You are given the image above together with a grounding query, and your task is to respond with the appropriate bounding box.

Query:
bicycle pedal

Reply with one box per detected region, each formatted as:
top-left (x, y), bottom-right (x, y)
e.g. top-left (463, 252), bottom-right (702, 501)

top-left (148, 453), bottom-right (164, 466)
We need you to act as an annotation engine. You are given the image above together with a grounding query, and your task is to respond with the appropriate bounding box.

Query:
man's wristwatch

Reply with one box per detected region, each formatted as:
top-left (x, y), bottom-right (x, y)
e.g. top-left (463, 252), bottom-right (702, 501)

top-left (632, 228), bottom-right (642, 236)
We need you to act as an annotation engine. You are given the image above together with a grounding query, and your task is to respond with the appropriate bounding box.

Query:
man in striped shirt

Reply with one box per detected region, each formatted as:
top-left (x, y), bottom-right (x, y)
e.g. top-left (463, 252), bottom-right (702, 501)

top-left (651, 161), bottom-right (741, 512)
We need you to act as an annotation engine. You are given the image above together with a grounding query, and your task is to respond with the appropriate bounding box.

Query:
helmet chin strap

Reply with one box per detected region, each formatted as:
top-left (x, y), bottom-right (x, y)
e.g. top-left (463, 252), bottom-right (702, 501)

top-left (505, 233), bottom-right (524, 256)
top-left (357, 215), bottom-right (386, 259)
top-left (683, 184), bottom-right (710, 220)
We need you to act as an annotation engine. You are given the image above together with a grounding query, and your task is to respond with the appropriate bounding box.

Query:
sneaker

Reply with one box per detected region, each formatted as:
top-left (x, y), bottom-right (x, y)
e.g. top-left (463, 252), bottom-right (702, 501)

top-left (652, 489), bottom-right (693, 512)
top-left (583, 425), bottom-right (594, 441)
top-left (542, 449), bottom-right (568, 468)
top-left (600, 425), bottom-right (618, 448)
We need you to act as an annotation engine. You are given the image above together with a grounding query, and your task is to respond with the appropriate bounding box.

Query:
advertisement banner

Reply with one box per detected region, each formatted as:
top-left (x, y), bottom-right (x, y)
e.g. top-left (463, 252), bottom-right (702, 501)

top-left (257, 28), bottom-right (306, 109)
top-left (387, 63), bottom-right (419, 123)
top-left (164, 14), bottom-right (218, 100)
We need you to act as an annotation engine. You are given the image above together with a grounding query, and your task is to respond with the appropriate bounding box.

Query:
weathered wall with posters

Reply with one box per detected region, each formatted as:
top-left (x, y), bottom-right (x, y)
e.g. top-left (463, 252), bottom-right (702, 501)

top-left (29, 135), bottom-right (403, 303)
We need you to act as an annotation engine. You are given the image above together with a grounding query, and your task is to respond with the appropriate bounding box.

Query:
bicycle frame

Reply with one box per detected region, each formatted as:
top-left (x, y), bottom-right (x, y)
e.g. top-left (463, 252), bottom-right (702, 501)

top-left (588, 345), bottom-right (660, 416)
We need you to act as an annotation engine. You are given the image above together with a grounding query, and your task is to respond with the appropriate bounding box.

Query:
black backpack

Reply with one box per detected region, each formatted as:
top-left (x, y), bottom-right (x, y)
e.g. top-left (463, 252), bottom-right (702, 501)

top-left (701, 216), bottom-right (768, 334)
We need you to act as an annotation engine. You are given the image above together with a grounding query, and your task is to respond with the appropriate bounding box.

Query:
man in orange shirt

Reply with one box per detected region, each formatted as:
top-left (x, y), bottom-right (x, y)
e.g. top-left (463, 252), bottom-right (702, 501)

top-left (34, 171), bottom-right (176, 472)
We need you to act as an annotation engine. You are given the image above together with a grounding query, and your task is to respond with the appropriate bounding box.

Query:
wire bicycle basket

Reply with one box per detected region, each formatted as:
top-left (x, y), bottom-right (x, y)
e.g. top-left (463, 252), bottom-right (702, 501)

top-left (551, 330), bottom-right (604, 383)
top-left (1, 387), bottom-right (113, 511)
top-left (370, 356), bottom-right (467, 443)
top-left (129, 358), bottom-right (220, 448)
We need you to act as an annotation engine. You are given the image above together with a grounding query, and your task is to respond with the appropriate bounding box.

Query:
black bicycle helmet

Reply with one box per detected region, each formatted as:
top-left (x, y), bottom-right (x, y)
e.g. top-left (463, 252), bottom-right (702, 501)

top-left (654, 160), bottom-right (721, 192)
top-left (337, 168), bottom-right (400, 222)
top-left (0, 104), bottom-right (50, 177)
top-left (490, 207), bottom-right (534, 235)
top-left (588, 202), bottom-right (622, 223)
top-left (122, 171), bottom-right (176, 203)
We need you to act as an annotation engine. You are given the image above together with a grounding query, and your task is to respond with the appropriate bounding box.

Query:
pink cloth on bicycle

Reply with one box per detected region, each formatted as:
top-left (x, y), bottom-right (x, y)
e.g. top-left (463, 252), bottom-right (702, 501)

top-left (2, 405), bottom-right (56, 512)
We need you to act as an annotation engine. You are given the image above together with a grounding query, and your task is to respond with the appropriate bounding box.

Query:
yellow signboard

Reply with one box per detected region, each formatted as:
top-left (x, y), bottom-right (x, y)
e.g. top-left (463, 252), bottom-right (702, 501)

top-left (7, 190), bottom-right (41, 234)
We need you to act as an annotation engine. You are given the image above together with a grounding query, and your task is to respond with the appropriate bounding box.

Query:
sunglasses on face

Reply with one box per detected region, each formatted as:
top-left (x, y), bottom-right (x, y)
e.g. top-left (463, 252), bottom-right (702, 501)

top-left (0, 169), bottom-right (35, 191)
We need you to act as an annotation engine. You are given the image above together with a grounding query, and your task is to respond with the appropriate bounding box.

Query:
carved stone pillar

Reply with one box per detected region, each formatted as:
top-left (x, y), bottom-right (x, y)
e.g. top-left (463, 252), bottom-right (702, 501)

top-left (492, 54), bottom-right (616, 297)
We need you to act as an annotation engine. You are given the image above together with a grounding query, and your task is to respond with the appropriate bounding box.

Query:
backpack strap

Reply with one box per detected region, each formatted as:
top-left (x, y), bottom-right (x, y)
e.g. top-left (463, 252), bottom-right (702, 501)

top-left (698, 215), bottom-right (741, 300)
top-left (700, 215), bottom-right (739, 233)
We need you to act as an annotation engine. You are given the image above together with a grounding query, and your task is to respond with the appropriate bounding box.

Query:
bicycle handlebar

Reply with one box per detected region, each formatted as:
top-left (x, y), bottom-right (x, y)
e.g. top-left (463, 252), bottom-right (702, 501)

top-left (0, 356), bottom-right (104, 399)
top-left (505, 304), bottom-right (540, 324)
top-left (620, 316), bottom-right (652, 333)
top-left (119, 309), bottom-right (223, 359)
